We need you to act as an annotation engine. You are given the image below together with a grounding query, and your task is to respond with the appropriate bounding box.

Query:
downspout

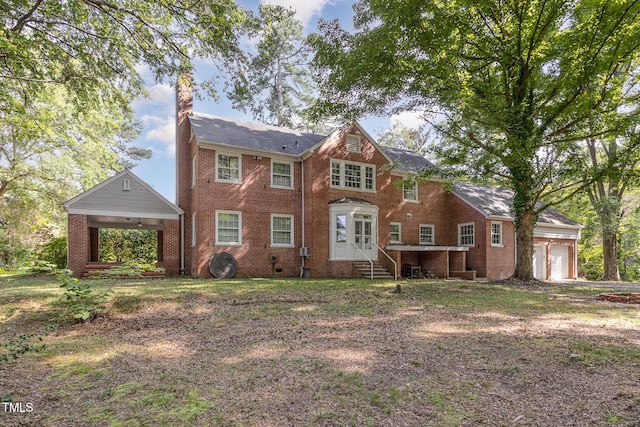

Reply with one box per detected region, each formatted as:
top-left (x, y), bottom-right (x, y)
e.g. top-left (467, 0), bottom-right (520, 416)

top-left (300, 159), bottom-right (305, 278)
top-left (179, 213), bottom-right (185, 275)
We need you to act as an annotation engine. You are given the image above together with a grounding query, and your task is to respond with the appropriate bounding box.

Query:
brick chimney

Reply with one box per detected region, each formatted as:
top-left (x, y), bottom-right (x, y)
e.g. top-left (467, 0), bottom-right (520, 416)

top-left (175, 72), bottom-right (193, 275)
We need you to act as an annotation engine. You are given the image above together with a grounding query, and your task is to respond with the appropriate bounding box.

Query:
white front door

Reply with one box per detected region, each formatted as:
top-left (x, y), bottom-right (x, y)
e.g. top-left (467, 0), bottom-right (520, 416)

top-left (329, 203), bottom-right (378, 261)
top-left (353, 214), bottom-right (376, 260)
top-left (550, 246), bottom-right (569, 280)
top-left (533, 245), bottom-right (546, 280)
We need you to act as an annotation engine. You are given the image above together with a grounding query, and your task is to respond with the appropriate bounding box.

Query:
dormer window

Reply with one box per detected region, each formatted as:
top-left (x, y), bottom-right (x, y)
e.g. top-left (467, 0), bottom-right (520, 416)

top-left (345, 134), bottom-right (361, 153)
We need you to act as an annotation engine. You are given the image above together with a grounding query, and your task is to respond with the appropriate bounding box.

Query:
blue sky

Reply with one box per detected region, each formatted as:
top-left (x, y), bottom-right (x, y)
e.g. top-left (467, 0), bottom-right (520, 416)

top-left (131, 0), bottom-right (426, 202)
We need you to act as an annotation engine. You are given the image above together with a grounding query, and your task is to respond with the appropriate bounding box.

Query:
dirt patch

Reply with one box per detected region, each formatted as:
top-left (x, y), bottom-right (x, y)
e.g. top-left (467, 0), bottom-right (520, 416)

top-left (1, 279), bottom-right (640, 426)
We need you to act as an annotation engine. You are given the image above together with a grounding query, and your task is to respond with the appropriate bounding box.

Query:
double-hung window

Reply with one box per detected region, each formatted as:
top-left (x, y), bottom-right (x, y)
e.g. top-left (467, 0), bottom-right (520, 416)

top-left (491, 221), bottom-right (503, 246)
top-left (390, 222), bottom-right (402, 244)
top-left (403, 180), bottom-right (418, 202)
top-left (272, 215), bottom-right (294, 247)
top-left (216, 211), bottom-right (242, 245)
top-left (330, 159), bottom-right (375, 192)
top-left (272, 161), bottom-right (293, 189)
top-left (419, 224), bottom-right (434, 245)
top-left (216, 153), bottom-right (241, 183)
top-left (458, 222), bottom-right (474, 247)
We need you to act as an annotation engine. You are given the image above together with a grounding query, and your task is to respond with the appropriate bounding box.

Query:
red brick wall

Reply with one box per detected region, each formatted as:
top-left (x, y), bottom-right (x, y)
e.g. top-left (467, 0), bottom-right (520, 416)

top-left (163, 219), bottom-right (181, 275)
top-left (176, 74), bottom-right (193, 276)
top-left (67, 214), bottom-right (89, 278)
top-left (191, 149), bottom-right (304, 278)
top-left (485, 220), bottom-right (516, 280)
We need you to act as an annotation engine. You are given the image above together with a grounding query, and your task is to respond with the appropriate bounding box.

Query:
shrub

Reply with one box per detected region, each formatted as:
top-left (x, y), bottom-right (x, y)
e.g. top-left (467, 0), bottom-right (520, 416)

top-left (37, 237), bottom-right (67, 269)
top-left (55, 268), bottom-right (112, 323)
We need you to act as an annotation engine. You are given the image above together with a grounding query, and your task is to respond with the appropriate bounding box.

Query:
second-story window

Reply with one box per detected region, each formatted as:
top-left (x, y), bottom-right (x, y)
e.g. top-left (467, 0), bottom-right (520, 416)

top-left (330, 159), bottom-right (375, 192)
top-left (403, 180), bottom-right (418, 202)
top-left (217, 153), bottom-right (241, 183)
top-left (272, 161), bottom-right (293, 189)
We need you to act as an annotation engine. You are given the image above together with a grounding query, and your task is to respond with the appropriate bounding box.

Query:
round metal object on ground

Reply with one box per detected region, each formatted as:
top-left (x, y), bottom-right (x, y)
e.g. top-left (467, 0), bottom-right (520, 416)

top-left (209, 252), bottom-right (238, 279)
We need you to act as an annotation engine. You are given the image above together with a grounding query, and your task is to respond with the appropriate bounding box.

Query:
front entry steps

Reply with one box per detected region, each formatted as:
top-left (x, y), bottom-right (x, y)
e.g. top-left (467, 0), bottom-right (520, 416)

top-left (352, 261), bottom-right (394, 279)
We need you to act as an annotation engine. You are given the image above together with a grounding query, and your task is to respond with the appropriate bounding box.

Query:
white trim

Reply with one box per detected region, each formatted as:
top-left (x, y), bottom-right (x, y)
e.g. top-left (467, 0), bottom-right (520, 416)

top-left (191, 155), bottom-right (197, 188)
top-left (458, 222), bottom-right (475, 247)
top-left (216, 151), bottom-right (242, 184)
top-left (215, 210), bottom-right (242, 246)
top-left (63, 169), bottom-right (183, 215)
top-left (191, 212), bottom-right (197, 247)
top-left (271, 214), bottom-right (294, 247)
top-left (330, 158), bottom-right (376, 192)
top-left (419, 224), bottom-right (435, 245)
top-left (66, 208), bottom-right (180, 220)
top-left (491, 221), bottom-right (503, 247)
top-left (271, 160), bottom-right (294, 189)
top-left (390, 222), bottom-right (402, 244)
top-left (402, 180), bottom-right (418, 202)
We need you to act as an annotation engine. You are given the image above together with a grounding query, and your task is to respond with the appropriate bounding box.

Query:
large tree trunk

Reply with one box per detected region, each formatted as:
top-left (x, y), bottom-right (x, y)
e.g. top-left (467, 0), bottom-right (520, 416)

top-left (602, 230), bottom-right (621, 281)
top-left (512, 209), bottom-right (536, 282)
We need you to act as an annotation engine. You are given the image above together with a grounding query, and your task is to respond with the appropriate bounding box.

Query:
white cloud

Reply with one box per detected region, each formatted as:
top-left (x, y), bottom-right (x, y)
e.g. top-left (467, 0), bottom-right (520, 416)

top-left (261, 0), bottom-right (334, 27)
top-left (132, 83), bottom-right (175, 112)
top-left (390, 110), bottom-right (427, 130)
top-left (144, 116), bottom-right (176, 157)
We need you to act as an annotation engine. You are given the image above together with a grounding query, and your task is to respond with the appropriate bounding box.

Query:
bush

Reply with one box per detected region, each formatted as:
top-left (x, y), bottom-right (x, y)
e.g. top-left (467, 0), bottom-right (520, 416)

top-left (55, 268), bottom-right (112, 323)
top-left (37, 237), bottom-right (67, 269)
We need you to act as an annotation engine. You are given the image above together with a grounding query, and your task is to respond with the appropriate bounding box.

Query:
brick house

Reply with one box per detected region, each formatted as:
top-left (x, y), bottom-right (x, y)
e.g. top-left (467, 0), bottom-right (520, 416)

top-left (64, 83), bottom-right (581, 280)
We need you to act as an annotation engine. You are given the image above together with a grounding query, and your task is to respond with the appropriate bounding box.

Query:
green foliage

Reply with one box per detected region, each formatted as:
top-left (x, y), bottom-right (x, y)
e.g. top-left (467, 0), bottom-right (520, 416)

top-left (1, 326), bottom-right (54, 363)
top-left (99, 229), bottom-right (157, 263)
top-left (226, 4), bottom-right (315, 128)
top-left (37, 237), bottom-right (67, 269)
top-left (54, 268), bottom-right (112, 323)
top-left (310, 0), bottom-right (640, 280)
top-left (93, 261), bottom-right (165, 278)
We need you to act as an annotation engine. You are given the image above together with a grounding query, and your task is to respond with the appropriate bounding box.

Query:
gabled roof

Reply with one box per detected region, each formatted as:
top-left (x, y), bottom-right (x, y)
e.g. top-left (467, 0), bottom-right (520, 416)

top-left (452, 181), bottom-right (580, 227)
top-left (381, 146), bottom-right (436, 174)
top-left (63, 169), bottom-right (183, 220)
top-left (189, 113), bottom-right (326, 156)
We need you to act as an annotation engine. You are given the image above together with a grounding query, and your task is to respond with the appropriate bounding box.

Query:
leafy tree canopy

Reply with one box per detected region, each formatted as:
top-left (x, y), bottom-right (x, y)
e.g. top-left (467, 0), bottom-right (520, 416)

top-left (310, 0), bottom-right (640, 280)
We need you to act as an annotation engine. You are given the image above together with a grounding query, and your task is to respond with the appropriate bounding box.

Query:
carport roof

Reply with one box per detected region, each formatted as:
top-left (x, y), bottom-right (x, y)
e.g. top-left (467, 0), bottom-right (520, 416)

top-left (63, 169), bottom-right (183, 228)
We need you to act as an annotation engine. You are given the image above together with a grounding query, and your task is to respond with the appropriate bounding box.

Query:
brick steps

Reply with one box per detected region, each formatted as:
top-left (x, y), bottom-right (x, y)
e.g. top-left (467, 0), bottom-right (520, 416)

top-left (82, 262), bottom-right (166, 279)
top-left (352, 261), bottom-right (394, 279)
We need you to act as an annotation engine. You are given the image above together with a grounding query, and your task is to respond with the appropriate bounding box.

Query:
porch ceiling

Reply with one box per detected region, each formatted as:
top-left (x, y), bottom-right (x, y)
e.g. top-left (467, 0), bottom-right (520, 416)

top-left (87, 215), bottom-right (164, 230)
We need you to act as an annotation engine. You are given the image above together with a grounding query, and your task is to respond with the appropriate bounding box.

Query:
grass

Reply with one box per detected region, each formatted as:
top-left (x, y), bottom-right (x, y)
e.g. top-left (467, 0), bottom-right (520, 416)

top-left (1, 274), bottom-right (640, 426)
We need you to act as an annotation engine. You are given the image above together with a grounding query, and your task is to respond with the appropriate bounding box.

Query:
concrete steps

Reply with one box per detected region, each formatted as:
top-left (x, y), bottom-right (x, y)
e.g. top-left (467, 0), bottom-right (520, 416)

top-left (352, 261), bottom-right (395, 279)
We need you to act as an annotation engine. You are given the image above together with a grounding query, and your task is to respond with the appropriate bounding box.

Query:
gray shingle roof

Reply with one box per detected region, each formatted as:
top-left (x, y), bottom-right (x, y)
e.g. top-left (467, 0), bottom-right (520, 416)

top-left (453, 181), bottom-right (580, 227)
top-left (381, 146), bottom-right (436, 173)
top-left (189, 113), bottom-right (326, 156)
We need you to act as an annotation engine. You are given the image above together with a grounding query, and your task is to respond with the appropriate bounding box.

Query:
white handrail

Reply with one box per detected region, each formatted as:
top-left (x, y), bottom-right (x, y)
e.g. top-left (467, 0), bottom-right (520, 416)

top-left (376, 244), bottom-right (398, 280)
top-left (351, 242), bottom-right (374, 279)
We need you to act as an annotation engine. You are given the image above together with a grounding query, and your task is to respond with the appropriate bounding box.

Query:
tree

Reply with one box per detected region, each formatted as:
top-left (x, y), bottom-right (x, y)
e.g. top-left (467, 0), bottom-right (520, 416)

top-left (310, 0), bottom-right (640, 281)
top-left (226, 4), bottom-right (314, 128)
top-left (377, 122), bottom-right (432, 157)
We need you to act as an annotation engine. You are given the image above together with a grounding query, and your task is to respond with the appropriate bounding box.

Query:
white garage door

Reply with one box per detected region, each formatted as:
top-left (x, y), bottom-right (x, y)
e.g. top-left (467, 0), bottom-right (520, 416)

top-left (550, 246), bottom-right (569, 280)
top-left (533, 245), bottom-right (546, 280)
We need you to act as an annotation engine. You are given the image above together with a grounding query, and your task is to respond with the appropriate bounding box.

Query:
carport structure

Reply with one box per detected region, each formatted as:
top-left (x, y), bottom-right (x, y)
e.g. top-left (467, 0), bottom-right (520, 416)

top-left (63, 170), bottom-right (184, 277)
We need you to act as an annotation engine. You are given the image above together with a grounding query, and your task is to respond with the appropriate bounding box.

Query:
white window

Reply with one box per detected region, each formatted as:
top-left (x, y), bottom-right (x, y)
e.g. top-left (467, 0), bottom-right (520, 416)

top-left (271, 161), bottom-right (293, 189)
top-left (216, 211), bottom-right (242, 245)
top-left (403, 180), bottom-right (418, 202)
top-left (272, 214), bottom-right (294, 247)
top-left (192, 155), bottom-right (197, 188)
top-left (216, 153), bottom-right (241, 183)
top-left (123, 179), bottom-right (130, 191)
top-left (191, 212), bottom-right (196, 247)
top-left (345, 134), bottom-right (361, 153)
top-left (390, 222), bottom-right (402, 244)
top-left (491, 221), bottom-right (503, 246)
top-left (330, 159), bottom-right (375, 192)
top-left (336, 214), bottom-right (347, 242)
top-left (419, 224), bottom-right (434, 245)
top-left (458, 222), bottom-right (475, 247)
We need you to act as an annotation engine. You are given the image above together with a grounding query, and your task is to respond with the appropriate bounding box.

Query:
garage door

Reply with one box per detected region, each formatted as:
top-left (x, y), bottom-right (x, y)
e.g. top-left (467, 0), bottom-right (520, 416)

top-left (550, 246), bottom-right (569, 280)
top-left (533, 245), bottom-right (546, 280)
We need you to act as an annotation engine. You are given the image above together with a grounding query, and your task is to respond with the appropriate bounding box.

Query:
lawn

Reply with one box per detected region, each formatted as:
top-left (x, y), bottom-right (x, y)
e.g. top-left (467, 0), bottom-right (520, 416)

top-left (1, 274), bottom-right (639, 426)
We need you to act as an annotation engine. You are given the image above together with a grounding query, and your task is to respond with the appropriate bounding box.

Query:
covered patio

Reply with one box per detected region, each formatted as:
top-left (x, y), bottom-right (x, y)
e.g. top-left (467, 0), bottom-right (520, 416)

top-left (386, 245), bottom-right (474, 280)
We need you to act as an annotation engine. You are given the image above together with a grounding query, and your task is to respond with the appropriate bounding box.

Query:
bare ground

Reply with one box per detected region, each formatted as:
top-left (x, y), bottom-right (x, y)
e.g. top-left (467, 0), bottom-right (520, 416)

top-left (1, 278), bottom-right (639, 426)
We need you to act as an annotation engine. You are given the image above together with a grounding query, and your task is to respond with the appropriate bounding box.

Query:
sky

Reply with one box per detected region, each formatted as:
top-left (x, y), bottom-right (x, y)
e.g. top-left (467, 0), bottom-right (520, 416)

top-left (130, 0), bottom-right (427, 202)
